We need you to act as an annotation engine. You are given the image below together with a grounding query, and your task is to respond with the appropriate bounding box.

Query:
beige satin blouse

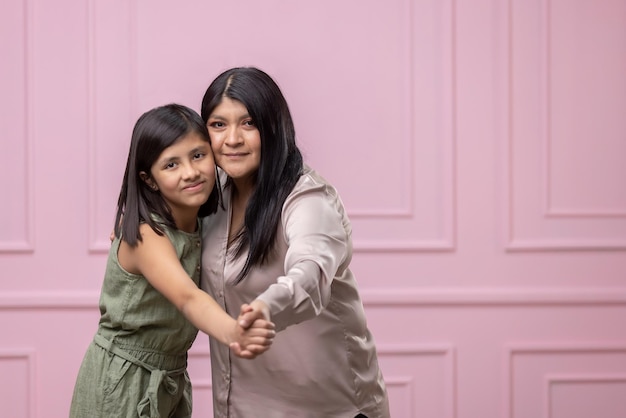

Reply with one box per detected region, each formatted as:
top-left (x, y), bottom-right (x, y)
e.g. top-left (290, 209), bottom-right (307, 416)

top-left (201, 165), bottom-right (389, 418)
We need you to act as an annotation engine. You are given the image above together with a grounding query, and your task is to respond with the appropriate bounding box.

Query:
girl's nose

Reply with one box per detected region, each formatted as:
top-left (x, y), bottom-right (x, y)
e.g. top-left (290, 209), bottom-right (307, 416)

top-left (182, 162), bottom-right (200, 179)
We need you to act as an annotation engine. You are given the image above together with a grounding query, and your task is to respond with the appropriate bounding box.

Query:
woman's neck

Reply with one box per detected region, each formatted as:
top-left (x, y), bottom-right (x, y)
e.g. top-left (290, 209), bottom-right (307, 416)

top-left (228, 180), bottom-right (255, 245)
top-left (231, 175), bottom-right (255, 202)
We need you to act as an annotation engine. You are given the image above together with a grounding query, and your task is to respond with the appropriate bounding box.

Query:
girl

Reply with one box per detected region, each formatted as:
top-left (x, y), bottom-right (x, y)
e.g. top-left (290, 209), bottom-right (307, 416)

top-left (200, 68), bottom-right (390, 418)
top-left (69, 103), bottom-right (275, 418)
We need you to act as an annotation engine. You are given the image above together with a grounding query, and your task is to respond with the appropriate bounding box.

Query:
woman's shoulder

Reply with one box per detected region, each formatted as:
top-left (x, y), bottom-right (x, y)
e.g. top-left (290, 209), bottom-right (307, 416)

top-left (285, 164), bottom-right (345, 212)
top-left (293, 164), bottom-right (336, 194)
top-left (281, 164), bottom-right (351, 237)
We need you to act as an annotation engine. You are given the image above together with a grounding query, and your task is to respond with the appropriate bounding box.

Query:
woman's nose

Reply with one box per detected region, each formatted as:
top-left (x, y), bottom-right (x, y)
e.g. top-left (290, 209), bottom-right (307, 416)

top-left (224, 128), bottom-right (243, 146)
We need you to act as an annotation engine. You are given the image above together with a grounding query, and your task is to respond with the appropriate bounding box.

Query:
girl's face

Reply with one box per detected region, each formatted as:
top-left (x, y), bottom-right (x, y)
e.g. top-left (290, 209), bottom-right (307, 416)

top-left (206, 97), bottom-right (261, 185)
top-left (142, 132), bottom-right (216, 220)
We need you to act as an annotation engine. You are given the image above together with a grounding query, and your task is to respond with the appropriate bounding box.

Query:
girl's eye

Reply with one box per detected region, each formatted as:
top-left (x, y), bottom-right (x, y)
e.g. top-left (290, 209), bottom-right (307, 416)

top-left (209, 121), bottom-right (224, 128)
top-left (243, 119), bottom-right (255, 127)
top-left (193, 152), bottom-right (206, 160)
top-left (164, 162), bottom-right (177, 169)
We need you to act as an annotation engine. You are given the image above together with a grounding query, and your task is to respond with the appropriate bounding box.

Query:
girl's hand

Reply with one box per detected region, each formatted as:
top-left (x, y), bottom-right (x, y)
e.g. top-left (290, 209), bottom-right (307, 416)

top-left (238, 300), bottom-right (271, 329)
top-left (229, 302), bottom-right (274, 359)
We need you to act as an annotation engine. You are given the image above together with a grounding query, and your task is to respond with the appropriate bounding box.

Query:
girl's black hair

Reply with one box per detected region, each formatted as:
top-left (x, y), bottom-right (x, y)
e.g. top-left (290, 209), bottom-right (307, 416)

top-left (201, 67), bottom-right (303, 283)
top-left (114, 103), bottom-right (220, 246)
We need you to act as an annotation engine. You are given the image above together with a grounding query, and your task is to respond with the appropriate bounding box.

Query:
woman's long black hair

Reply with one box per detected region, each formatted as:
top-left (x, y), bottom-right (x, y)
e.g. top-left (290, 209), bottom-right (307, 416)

top-left (201, 67), bottom-right (303, 283)
top-left (115, 103), bottom-right (220, 246)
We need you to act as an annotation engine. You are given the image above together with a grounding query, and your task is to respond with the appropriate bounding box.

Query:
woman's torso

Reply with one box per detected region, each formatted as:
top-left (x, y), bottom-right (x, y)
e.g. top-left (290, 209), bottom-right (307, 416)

top-left (201, 167), bottom-right (389, 418)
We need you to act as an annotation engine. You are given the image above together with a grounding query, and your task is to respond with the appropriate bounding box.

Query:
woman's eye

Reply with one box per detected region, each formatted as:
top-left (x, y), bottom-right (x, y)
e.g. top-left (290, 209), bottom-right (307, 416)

top-left (209, 121), bottom-right (224, 128)
top-left (243, 119), bottom-right (255, 127)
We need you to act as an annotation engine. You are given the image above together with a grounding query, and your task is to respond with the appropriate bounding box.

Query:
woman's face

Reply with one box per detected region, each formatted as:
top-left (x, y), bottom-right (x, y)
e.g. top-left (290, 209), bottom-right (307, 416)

top-left (206, 97), bottom-right (261, 185)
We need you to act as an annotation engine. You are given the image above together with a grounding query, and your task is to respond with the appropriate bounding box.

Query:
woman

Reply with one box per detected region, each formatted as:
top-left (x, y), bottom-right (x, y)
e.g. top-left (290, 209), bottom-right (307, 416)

top-left (200, 67), bottom-right (390, 418)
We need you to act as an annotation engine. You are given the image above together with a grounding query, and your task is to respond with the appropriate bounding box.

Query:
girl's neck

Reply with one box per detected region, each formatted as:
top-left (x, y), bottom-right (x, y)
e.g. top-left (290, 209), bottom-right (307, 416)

top-left (172, 208), bottom-right (200, 233)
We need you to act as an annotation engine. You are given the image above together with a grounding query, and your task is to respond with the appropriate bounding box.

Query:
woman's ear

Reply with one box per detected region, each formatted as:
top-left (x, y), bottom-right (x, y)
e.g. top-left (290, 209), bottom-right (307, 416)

top-left (139, 171), bottom-right (158, 191)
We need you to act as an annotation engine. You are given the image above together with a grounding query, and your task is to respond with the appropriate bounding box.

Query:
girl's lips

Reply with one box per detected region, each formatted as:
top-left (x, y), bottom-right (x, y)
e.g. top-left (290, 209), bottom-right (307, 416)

top-left (183, 181), bottom-right (204, 192)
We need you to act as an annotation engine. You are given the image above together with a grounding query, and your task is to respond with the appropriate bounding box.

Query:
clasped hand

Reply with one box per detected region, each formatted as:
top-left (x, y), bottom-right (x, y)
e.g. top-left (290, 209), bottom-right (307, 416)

top-left (229, 300), bottom-right (274, 359)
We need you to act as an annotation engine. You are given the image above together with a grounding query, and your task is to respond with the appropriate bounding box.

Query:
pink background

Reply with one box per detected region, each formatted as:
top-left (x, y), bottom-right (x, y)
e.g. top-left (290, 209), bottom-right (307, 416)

top-left (1, 0), bottom-right (626, 417)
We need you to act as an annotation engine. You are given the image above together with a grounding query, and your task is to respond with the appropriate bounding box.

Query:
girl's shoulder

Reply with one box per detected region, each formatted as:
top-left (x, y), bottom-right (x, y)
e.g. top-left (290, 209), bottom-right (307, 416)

top-left (140, 218), bottom-right (200, 251)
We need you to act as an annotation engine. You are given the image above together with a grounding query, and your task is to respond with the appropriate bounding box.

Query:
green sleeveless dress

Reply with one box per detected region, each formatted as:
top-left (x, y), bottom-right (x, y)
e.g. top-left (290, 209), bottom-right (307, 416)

top-left (70, 222), bottom-right (202, 418)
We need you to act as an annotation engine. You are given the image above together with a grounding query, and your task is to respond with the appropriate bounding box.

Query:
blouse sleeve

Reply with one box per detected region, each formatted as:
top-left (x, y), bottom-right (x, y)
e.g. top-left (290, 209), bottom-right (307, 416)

top-left (255, 180), bottom-right (349, 332)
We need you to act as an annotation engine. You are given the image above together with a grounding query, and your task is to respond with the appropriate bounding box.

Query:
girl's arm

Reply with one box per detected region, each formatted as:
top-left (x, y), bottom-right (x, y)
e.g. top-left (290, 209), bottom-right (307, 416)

top-left (118, 223), bottom-right (275, 358)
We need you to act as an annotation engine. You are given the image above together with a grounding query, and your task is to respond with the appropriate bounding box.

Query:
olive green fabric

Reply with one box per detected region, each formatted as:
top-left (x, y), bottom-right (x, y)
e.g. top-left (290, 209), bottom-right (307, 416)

top-left (70, 223), bottom-right (202, 418)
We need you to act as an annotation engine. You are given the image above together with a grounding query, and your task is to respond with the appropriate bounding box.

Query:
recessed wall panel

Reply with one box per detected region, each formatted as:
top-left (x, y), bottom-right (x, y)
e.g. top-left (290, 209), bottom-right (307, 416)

top-left (549, 376), bottom-right (626, 418)
top-left (547, 0), bottom-right (626, 216)
top-left (505, 0), bottom-right (626, 249)
top-left (0, 0), bottom-right (32, 251)
top-left (0, 351), bottom-right (34, 418)
top-left (88, 0), bottom-right (135, 251)
top-left (377, 344), bottom-right (455, 418)
top-left (505, 345), bottom-right (626, 418)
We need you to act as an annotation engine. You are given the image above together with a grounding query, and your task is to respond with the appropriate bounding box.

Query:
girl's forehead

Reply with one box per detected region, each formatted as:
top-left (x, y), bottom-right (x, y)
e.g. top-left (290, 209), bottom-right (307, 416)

top-left (160, 132), bottom-right (208, 153)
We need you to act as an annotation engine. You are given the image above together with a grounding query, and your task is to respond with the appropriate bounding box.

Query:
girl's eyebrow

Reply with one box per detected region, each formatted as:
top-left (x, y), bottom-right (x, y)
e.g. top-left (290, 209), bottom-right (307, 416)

top-left (158, 144), bottom-right (208, 164)
top-left (188, 145), bottom-right (208, 155)
top-left (156, 155), bottom-right (179, 166)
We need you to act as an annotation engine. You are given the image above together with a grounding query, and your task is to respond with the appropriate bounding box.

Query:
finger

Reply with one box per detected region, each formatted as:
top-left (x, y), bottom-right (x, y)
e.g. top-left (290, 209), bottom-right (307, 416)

top-left (230, 344), bottom-right (261, 359)
top-left (246, 344), bottom-right (272, 353)
top-left (230, 343), bottom-right (258, 359)
top-left (246, 335), bottom-right (275, 346)
top-left (244, 330), bottom-right (275, 341)
top-left (247, 326), bottom-right (276, 336)
top-left (234, 350), bottom-right (256, 359)
top-left (248, 319), bottom-right (275, 330)
top-left (239, 350), bottom-right (257, 359)
top-left (229, 342), bottom-right (243, 354)
top-left (238, 310), bottom-right (260, 329)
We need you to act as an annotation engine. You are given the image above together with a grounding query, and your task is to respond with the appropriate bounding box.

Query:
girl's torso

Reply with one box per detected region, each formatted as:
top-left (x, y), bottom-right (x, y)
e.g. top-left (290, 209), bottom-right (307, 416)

top-left (98, 222), bottom-right (202, 356)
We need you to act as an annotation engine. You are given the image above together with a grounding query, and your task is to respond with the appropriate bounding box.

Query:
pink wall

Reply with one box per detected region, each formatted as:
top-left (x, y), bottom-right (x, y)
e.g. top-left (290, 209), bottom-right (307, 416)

top-left (1, 0), bottom-right (626, 417)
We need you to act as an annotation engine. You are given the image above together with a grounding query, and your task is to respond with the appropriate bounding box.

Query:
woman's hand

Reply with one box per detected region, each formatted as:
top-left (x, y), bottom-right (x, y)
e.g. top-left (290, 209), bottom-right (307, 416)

top-left (237, 300), bottom-right (271, 329)
top-left (229, 302), bottom-right (275, 359)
